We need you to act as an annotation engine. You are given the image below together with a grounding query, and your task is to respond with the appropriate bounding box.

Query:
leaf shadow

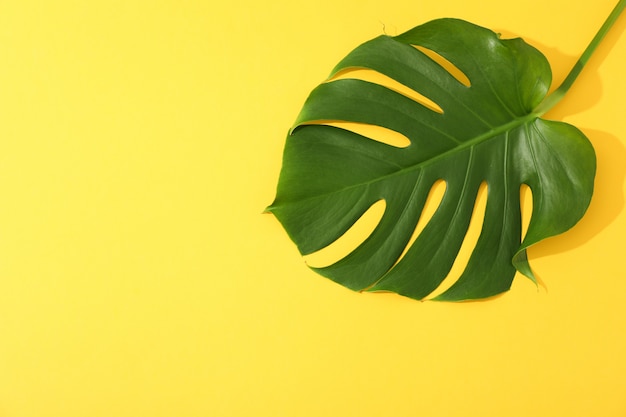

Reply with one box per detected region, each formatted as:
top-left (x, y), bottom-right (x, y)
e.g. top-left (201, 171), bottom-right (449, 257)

top-left (496, 18), bottom-right (625, 117)
top-left (496, 25), bottom-right (626, 259)
top-left (530, 128), bottom-right (626, 259)
top-left (525, 130), bottom-right (625, 295)
top-left (496, 32), bottom-right (598, 111)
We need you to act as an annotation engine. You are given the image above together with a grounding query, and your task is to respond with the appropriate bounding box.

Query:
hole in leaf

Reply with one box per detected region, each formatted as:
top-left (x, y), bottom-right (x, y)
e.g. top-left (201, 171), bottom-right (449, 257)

top-left (329, 68), bottom-right (444, 114)
top-left (304, 200), bottom-right (386, 268)
top-left (426, 181), bottom-right (488, 299)
top-left (520, 184), bottom-right (532, 242)
top-left (394, 179), bottom-right (447, 265)
top-left (412, 45), bottom-right (471, 88)
top-left (304, 120), bottom-right (411, 148)
top-left (518, 184), bottom-right (546, 289)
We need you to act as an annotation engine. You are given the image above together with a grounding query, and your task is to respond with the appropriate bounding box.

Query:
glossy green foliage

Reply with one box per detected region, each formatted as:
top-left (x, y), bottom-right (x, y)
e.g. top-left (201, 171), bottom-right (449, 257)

top-left (267, 18), bottom-right (597, 301)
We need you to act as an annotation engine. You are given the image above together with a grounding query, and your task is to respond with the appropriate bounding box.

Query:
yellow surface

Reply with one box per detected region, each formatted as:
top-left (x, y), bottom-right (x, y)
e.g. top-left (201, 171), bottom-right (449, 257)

top-left (0, 0), bottom-right (624, 416)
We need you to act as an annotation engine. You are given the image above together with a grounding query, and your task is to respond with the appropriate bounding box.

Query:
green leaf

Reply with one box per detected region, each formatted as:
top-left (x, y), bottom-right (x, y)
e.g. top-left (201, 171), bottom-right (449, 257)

top-left (266, 10), bottom-right (620, 301)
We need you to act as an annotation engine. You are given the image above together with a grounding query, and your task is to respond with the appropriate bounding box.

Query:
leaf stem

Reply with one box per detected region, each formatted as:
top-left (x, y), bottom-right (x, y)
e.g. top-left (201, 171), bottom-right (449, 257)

top-left (534, 0), bottom-right (626, 115)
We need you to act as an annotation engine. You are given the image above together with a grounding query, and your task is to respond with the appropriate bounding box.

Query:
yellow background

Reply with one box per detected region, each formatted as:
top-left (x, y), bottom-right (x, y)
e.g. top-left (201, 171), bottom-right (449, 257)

top-left (0, 0), bottom-right (624, 416)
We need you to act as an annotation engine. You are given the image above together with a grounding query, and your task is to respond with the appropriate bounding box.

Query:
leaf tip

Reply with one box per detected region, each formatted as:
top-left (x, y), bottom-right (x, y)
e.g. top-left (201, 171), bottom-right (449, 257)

top-left (512, 249), bottom-right (538, 286)
top-left (263, 204), bottom-right (276, 214)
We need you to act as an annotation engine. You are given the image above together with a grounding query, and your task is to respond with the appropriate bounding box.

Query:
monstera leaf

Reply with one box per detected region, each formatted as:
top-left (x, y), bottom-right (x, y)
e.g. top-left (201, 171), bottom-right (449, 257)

top-left (267, 6), bottom-right (623, 301)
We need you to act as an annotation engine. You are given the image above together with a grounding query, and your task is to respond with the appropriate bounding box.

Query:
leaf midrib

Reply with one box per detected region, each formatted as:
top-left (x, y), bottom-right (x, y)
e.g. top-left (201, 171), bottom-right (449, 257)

top-left (274, 112), bottom-right (540, 208)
